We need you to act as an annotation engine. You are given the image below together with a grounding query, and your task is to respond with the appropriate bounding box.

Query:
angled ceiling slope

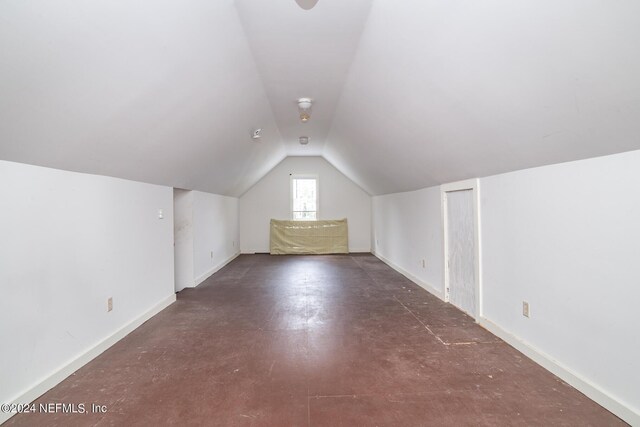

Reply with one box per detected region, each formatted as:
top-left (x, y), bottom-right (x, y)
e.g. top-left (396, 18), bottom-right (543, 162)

top-left (325, 0), bottom-right (640, 195)
top-left (0, 0), bottom-right (285, 197)
top-left (3, 1), bottom-right (640, 197)
top-left (234, 0), bottom-right (372, 157)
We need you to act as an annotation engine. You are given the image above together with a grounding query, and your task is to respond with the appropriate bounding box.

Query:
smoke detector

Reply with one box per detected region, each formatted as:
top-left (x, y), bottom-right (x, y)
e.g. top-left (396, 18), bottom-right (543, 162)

top-left (299, 136), bottom-right (310, 145)
top-left (251, 128), bottom-right (262, 140)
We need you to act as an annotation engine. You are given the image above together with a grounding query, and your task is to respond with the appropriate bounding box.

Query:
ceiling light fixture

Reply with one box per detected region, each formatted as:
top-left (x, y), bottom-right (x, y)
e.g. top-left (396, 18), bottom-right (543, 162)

top-left (295, 0), bottom-right (319, 10)
top-left (299, 136), bottom-right (310, 145)
top-left (298, 98), bottom-right (312, 123)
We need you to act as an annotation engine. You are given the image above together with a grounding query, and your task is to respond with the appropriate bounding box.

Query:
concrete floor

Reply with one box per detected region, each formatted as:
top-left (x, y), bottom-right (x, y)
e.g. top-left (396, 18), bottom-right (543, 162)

top-left (7, 254), bottom-right (625, 426)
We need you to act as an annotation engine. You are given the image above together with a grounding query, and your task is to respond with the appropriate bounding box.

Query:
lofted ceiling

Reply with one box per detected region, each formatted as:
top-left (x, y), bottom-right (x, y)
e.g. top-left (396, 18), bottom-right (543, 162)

top-left (325, 0), bottom-right (640, 194)
top-left (2, 0), bottom-right (640, 196)
top-left (0, 0), bottom-right (286, 196)
top-left (235, 0), bottom-right (372, 157)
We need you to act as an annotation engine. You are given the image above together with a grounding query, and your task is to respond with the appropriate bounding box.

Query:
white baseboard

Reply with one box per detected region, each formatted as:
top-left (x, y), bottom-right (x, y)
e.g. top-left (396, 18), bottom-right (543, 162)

top-left (373, 252), bottom-right (444, 300)
top-left (1, 294), bottom-right (176, 425)
top-left (478, 317), bottom-right (639, 426)
top-left (193, 252), bottom-right (240, 287)
top-left (372, 251), bottom-right (637, 425)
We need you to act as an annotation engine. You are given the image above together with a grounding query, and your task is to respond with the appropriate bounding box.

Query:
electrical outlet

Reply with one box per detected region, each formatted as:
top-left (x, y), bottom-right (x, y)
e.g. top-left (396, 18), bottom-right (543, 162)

top-left (522, 301), bottom-right (530, 318)
top-left (210, 251), bottom-right (214, 259)
top-left (422, 259), bottom-right (426, 268)
top-left (107, 297), bottom-right (113, 312)
top-left (232, 241), bottom-right (236, 248)
top-left (157, 209), bottom-right (164, 219)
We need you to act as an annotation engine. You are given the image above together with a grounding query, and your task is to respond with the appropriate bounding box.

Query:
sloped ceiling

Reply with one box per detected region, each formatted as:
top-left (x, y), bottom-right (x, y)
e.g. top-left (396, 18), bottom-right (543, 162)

top-left (235, 0), bottom-right (372, 157)
top-left (2, 0), bottom-right (640, 197)
top-left (325, 0), bottom-right (640, 194)
top-left (0, 0), bottom-right (285, 196)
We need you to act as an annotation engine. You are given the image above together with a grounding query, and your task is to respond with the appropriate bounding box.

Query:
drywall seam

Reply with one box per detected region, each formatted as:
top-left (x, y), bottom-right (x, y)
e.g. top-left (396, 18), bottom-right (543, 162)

top-left (0, 294), bottom-right (176, 425)
top-left (373, 252), bottom-right (444, 300)
top-left (193, 252), bottom-right (241, 287)
top-left (478, 317), bottom-right (640, 426)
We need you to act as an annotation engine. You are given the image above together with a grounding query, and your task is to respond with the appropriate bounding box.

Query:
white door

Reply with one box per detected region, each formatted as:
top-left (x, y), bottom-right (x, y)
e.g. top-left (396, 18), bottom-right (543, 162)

top-left (446, 189), bottom-right (476, 318)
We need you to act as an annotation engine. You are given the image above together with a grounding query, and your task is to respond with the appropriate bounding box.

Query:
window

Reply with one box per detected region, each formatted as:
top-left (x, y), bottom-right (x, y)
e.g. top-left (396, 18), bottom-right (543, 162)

top-left (291, 175), bottom-right (318, 220)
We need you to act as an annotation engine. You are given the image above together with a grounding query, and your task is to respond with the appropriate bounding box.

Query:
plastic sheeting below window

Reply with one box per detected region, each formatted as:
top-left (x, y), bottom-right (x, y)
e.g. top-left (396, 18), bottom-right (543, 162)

top-left (270, 219), bottom-right (348, 255)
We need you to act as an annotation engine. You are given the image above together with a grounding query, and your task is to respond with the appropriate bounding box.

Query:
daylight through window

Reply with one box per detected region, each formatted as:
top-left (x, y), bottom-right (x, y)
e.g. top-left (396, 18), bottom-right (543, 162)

top-left (291, 177), bottom-right (317, 220)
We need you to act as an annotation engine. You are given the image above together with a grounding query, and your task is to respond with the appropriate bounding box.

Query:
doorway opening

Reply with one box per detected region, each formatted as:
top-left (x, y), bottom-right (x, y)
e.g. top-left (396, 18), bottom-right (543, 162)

top-left (173, 188), bottom-right (194, 293)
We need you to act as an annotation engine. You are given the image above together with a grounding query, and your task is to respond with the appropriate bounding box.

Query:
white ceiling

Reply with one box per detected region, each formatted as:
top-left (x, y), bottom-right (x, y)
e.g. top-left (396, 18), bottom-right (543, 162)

top-left (2, 0), bottom-right (640, 196)
top-left (235, 0), bottom-right (372, 156)
top-left (325, 0), bottom-right (640, 194)
top-left (0, 0), bottom-right (285, 196)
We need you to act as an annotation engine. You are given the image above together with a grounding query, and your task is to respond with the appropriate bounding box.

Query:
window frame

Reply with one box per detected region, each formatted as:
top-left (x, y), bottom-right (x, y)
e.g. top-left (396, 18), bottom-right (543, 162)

top-left (289, 174), bottom-right (319, 220)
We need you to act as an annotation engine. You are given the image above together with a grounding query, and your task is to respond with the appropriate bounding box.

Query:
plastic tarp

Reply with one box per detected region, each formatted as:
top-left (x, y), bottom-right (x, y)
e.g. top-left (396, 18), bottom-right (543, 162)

top-left (270, 219), bottom-right (349, 255)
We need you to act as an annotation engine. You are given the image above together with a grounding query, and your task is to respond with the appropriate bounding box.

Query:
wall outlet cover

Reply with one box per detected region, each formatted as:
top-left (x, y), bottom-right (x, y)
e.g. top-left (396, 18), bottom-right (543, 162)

top-left (523, 301), bottom-right (530, 318)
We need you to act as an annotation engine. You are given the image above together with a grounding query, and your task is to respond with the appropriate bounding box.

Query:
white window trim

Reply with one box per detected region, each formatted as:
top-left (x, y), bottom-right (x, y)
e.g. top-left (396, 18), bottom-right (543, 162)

top-left (290, 174), bottom-right (319, 220)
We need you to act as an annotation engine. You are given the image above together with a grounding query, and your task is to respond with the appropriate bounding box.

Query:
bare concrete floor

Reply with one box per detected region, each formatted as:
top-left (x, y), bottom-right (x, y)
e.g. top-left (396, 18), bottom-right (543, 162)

top-left (6, 254), bottom-right (625, 426)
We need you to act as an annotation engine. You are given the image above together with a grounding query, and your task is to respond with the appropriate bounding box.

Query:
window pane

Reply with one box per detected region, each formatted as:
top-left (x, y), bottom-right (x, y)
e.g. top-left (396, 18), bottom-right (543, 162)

top-left (293, 211), bottom-right (317, 220)
top-left (294, 179), bottom-right (315, 198)
top-left (293, 199), bottom-right (316, 212)
top-left (292, 178), bottom-right (317, 220)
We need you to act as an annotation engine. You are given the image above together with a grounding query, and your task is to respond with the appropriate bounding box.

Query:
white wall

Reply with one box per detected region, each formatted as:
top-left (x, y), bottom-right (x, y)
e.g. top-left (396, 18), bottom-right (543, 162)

top-left (370, 150), bottom-right (640, 423)
top-left (0, 160), bottom-right (175, 417)
top-left (240, 156), bottom-right (371, 253)
top-left (172, 189), bottom-right (239, 290)
top-left (480, 150), bottom-right (640, 421)
top-left (372, 186), bottom-right (444, 297)
top-left (192, 191), bottom-right (239, 284)
top-left (173, 189), bottom-right (194, 292)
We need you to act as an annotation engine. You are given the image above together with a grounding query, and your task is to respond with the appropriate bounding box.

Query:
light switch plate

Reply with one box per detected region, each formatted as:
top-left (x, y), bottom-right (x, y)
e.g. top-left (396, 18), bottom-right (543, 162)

top-left (523, 301), bottom-right (530, 318)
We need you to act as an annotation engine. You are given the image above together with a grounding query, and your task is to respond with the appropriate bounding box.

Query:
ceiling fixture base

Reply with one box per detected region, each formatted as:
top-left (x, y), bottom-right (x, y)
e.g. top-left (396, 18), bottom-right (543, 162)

top-left (298, 98), bottom-right (313, 123)
top-left (295, 0), bottom-right (319, 10)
